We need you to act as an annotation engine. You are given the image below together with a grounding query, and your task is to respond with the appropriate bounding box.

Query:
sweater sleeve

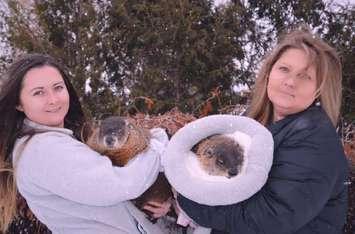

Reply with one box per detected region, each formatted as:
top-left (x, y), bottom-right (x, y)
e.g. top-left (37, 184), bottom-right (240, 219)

top-left (16, 128), bottom-right (168, 206)
top-left (177, 121), bottom-right (346, 233)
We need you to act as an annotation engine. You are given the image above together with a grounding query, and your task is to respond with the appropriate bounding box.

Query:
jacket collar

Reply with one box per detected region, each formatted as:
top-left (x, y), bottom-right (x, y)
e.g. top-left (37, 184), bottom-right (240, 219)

top-left (266, 105), bottom-right (320, 136)
top-left (23, 118), bottom-right (73, 136)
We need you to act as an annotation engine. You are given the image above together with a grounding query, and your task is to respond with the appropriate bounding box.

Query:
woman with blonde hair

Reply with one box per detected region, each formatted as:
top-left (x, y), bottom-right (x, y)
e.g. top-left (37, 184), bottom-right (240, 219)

top-left (176, 26), bottom-right (349, 233)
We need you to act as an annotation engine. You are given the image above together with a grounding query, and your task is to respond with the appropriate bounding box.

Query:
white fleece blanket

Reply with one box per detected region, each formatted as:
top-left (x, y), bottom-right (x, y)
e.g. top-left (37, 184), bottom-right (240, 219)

top-left (162, 114), bottom-right (274, 206)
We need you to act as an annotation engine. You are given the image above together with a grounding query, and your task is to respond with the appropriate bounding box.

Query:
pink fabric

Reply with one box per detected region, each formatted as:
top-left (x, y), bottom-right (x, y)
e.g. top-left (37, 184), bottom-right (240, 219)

top-left (175, 199), bottom-right (197, 228)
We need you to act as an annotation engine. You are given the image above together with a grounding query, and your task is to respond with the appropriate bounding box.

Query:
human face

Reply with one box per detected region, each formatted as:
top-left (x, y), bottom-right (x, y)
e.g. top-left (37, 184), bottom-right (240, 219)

top-left (267, 48), bottom-right (317, 122)
top-left (17, 65), bottom-right (70, 128)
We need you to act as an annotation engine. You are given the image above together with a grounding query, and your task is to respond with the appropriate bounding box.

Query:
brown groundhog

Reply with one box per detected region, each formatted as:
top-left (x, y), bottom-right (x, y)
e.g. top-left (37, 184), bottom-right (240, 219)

top-left (81, 116), bottom-right (172, 221)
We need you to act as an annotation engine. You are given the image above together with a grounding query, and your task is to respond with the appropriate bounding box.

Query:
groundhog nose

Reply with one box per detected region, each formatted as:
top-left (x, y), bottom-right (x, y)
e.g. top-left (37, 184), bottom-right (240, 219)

top-left (228, 168), bottom-right (238, 177)
top-left (105, 136), bottom-right (115, 146)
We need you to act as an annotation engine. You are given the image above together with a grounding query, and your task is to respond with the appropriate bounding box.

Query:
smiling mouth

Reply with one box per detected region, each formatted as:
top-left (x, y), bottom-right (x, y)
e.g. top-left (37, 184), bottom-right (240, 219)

top-left (46, 107), bottom-right (61, 113)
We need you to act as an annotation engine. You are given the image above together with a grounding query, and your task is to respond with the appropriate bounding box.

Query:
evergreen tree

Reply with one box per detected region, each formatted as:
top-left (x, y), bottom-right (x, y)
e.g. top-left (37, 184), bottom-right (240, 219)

top-left (103, 0), bottom-right (250, 114)
top-left (1, 0), bottom-right (353, 121)
top-left (322, 3), bottom-right (354, 121)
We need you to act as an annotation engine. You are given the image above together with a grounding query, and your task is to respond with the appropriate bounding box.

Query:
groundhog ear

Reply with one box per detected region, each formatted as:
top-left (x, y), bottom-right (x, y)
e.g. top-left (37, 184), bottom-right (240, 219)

top-left (81, 122), bottom-right (94, 143)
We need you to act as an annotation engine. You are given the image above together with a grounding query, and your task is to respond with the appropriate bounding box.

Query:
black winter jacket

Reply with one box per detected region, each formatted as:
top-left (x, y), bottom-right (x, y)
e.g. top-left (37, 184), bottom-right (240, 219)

top-left (177, 106), bottom-right (349, 234)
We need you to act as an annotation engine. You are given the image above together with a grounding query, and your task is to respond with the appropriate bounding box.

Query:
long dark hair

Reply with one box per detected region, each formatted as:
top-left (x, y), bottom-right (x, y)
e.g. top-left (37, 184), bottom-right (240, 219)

top-left (0, 53), bottom-right (85, 232)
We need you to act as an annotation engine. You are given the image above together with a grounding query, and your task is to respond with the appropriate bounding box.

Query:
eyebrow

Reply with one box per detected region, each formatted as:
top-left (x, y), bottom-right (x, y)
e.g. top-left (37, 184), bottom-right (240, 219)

top-left (29, 81), bottom-right (65, 93)
top-left (277, 62), bottom-right (311, 73)
top-left (53, 81), bottom-right (65, 86)
top-left (277, 62), bottom-right (290, 66)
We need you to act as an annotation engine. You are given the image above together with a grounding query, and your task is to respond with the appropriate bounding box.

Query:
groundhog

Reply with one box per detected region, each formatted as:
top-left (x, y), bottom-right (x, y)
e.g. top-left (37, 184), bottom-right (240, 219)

top-left (81, 116), bottom-right (150, 166)
top-left (81, 116), bottom-right (172, 221)
top-left (193, 134), bottom-right (244, 178)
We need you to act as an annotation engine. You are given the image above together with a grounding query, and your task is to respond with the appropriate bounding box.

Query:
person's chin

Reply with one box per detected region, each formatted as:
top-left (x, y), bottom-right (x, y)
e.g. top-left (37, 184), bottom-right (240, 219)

top-left (273, 103), bottom-right (294, 116)
top-left (273, 99), bottom-right (292, 110)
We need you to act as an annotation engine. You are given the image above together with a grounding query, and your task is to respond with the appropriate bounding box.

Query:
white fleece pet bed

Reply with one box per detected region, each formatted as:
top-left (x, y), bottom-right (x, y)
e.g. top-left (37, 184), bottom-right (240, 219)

top-left (162, 114), bottom-right (274, 206)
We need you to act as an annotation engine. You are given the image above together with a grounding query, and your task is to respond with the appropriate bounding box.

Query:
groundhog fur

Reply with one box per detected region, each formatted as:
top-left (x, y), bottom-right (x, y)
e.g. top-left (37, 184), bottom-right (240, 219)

top-left (192, 134), bottom-right (244, 178)
top-left (81, 116), bottom-right (150, 166)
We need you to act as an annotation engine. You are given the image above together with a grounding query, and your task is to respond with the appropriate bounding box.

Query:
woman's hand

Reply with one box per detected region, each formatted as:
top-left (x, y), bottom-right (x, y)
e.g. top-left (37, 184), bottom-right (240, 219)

top-left (142, 198), bottom-right (172, 219)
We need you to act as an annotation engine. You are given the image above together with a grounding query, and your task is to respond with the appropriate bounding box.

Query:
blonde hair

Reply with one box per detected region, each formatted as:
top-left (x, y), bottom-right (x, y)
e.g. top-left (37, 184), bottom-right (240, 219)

top-left (247, 26), bottom-right (342, 126)
top-left (0, 164), bottom-right (17, 232)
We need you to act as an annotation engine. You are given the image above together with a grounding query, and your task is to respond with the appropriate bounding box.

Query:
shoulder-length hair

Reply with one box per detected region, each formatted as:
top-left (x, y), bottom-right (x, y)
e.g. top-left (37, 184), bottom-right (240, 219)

top-left (0, 53), bottom-right (85, 232)
top-left (247, 26), bottom-right (342, 127)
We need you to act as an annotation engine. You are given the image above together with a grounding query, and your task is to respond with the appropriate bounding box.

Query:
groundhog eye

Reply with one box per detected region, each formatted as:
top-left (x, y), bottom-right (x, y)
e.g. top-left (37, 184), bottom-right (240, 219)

top-left (128, 124), bottom-right (134, 129)
top-left (217, 159), bottom-right (224, 165)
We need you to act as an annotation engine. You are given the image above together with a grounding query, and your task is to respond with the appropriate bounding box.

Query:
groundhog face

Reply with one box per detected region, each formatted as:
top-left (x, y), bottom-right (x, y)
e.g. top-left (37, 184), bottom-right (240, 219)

top-left (82, 116), bottom-right (129, 151)
top-left (81, 116), bottom-right (150, 166)
top-left (194, 135), bottom-right (244, 178)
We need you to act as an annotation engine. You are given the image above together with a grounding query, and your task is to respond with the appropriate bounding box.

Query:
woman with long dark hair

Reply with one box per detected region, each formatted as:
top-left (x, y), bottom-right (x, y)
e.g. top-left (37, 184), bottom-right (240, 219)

top-left (0, 54), bottom-right (168, 234)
